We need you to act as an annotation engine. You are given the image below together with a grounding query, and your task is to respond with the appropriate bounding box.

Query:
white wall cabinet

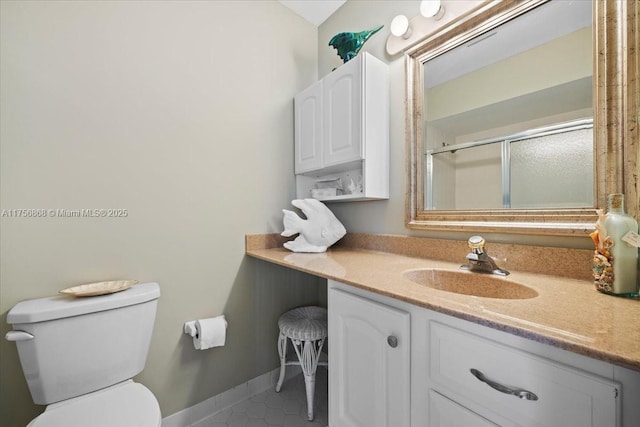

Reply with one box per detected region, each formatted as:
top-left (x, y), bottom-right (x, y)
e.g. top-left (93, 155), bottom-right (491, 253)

top-left (294, 52), bottom-right (389, 202)
top-left (327, 280), bottom-right (640, 427)
top-left (328, 285), bottom-right (410, 427)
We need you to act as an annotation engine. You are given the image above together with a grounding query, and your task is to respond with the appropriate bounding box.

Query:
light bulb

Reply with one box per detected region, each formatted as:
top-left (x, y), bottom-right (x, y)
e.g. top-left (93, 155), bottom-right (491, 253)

top-left (390, 15), bottom-right (412, 39)
top-left (420, 0), bottom-right (445, 20)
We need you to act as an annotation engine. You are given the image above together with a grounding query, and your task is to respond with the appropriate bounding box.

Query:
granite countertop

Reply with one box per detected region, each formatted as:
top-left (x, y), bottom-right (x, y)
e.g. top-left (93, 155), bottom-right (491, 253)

top-left (245, 233), bottom-right (640, 372)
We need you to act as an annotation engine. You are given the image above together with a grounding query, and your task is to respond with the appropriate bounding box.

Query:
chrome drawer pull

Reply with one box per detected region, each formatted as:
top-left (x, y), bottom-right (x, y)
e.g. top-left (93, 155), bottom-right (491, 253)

top-left (470, 368), bottom-right (538, 401)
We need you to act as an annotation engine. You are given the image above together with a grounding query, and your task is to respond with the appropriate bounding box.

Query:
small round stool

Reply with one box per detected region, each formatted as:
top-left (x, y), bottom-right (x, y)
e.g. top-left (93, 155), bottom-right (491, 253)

top-left (275, 306), bottom-right (328, 421)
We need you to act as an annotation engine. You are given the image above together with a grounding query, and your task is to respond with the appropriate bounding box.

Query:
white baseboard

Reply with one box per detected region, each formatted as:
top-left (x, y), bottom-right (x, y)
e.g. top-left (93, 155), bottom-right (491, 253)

top-left (161, 365), bottom-right (301, 427)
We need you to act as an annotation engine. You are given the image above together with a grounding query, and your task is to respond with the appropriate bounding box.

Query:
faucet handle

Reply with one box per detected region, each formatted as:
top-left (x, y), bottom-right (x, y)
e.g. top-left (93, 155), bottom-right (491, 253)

top-left (468, 235), bottom-right (486, 254)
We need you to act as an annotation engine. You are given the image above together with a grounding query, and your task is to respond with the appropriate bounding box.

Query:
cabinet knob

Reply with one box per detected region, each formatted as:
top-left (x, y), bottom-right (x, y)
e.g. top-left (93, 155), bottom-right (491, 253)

top-left (387, 335), bottom-right (398, 348)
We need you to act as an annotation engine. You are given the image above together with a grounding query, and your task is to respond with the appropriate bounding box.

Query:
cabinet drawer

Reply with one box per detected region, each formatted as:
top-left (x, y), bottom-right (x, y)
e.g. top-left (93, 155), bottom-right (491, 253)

top-left (429, 321), bottom-right (619, 427)
top-left (429, 390), bottom-right (498, 427)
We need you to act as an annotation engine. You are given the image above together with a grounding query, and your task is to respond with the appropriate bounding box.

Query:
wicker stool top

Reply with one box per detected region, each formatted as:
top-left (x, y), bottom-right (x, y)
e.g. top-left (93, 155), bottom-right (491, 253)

top-left (278, 306), bottom-right (328, 341)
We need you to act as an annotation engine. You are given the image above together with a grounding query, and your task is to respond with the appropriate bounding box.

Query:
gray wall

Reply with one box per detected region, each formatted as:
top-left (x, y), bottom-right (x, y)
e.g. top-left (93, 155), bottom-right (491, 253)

top-left (0, 1), bottom-right (323, 425)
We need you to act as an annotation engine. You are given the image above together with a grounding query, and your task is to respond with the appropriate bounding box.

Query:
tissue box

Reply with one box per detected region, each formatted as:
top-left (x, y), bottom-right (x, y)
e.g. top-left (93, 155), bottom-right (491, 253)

top-left (315, 177), bottom-right (342, 189)
top-left (311, 188), bottom-right (343, 198)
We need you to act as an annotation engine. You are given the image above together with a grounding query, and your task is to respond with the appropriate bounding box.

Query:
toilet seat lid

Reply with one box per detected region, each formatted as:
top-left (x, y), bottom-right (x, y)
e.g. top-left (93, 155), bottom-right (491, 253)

top-left (28, 381), bottom-right (160, 427)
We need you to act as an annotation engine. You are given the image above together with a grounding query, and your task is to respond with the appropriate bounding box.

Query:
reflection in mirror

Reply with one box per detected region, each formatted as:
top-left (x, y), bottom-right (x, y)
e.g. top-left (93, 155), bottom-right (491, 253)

top-left (428, 119), bottom-right (594, 210)
top-left (405, 0), bottom-right (639, 235)
top-left (423, 0), bottom-right (592, 211)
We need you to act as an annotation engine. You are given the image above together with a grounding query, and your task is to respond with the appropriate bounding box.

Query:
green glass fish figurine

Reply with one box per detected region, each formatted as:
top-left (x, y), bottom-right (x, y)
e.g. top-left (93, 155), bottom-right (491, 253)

top-left (329, 25), bottom-right (383, 63)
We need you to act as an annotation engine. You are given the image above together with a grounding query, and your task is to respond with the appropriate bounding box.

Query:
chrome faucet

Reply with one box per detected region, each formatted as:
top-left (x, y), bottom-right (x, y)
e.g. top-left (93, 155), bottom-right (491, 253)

top-left (460, 236), bottom-right (510, 276)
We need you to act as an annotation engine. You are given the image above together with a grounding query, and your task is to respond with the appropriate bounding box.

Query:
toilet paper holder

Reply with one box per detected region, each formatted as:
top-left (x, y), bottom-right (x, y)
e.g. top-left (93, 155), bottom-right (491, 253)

top-left (184, 316), bottom-right (228, 350)
top-left (184, 321), bottom-right (199, 338)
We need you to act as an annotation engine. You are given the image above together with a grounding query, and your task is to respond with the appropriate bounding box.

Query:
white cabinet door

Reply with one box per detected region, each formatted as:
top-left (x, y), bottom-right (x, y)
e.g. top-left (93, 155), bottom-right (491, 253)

top-left (329, 286), bottom-right (410, 427)
top-left (322, 58), bottom-right (363, 167)
top-left (294, 80), bottom-right (323, 174)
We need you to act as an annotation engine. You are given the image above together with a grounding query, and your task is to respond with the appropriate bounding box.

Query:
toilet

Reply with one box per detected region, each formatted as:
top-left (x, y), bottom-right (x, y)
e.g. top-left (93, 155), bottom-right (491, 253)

top-left (5, 282), bottom-right (161, 427)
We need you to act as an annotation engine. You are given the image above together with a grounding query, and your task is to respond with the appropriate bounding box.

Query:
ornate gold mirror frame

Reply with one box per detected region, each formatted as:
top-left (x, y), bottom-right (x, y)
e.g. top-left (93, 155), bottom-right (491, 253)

top-left (405, 0), bottom-right (638, 236)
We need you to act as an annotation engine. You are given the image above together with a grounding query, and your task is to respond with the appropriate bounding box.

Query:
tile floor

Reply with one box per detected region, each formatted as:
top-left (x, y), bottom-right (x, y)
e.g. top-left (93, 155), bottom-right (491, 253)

top-left (201, 368), bottom-right (328, 427)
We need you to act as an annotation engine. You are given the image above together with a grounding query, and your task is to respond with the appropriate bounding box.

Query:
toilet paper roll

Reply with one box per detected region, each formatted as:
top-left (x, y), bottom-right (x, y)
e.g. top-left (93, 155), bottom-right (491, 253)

top-left (188, 316), bottom-right (227, 350)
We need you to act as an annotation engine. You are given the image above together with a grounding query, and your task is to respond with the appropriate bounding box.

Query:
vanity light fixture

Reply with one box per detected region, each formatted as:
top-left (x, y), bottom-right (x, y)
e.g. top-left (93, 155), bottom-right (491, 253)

top-left (390, 14), bottom-right (412, 39)
top-left (389, 0), bottom-right (445, 40)
top-left (420, 0), bottom-right (445, 20)
top-left (386, 0), bottom-right (478, 55)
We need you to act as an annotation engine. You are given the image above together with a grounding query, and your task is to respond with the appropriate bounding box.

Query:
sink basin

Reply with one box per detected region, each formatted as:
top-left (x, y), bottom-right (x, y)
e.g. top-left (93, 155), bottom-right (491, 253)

top-left (403, 268), bottom-right (538, 300)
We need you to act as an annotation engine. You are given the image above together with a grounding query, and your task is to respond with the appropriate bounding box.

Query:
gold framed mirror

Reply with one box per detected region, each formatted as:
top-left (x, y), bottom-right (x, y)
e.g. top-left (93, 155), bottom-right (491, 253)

top-left (405, 0), bottom-right (638, 236)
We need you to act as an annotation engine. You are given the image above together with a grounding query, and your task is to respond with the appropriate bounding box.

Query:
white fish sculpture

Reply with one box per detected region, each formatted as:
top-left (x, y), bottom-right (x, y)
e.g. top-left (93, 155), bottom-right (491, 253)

top-left (281, 199), bottom-right (346, 253)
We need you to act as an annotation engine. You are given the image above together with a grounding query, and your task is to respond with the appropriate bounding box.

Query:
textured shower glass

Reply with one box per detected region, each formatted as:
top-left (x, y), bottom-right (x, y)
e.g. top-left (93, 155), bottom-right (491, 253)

top-left (510, 128), bottom-right (593, 209)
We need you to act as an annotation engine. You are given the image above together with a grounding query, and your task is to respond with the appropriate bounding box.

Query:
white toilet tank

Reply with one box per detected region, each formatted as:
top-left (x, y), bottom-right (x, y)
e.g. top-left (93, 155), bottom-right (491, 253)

top-left (6, 282), bottom-right (160, 405)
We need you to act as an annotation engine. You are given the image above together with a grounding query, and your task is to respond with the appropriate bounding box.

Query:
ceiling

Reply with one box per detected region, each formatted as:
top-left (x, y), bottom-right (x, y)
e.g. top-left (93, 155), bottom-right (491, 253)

top-left (278, 0), bottom-right (346, 26)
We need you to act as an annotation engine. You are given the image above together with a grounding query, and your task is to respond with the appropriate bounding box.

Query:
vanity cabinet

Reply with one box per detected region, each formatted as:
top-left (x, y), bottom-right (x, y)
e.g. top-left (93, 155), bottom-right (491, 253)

top-left (328, 285), bottom-right (410, 427)
top-left (327, 280), bottom-right (640, 427)
top-left (294, 52), bottom-right (389, 202)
